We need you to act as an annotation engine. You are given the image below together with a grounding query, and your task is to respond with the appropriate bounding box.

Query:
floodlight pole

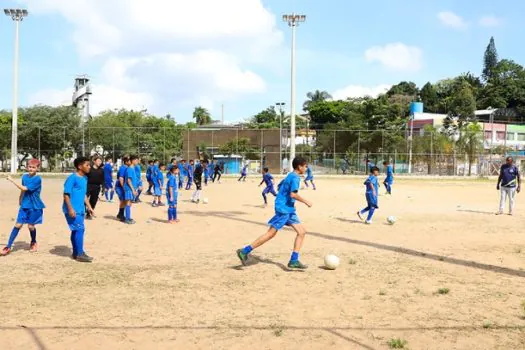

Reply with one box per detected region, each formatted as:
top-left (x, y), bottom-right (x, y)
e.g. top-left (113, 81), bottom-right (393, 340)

top-left (4, 9), bottom-right (28, 174)
top-left (283, 13), bottom-right (306, 171)
top-left (276, 102), bottom-right (285, 173)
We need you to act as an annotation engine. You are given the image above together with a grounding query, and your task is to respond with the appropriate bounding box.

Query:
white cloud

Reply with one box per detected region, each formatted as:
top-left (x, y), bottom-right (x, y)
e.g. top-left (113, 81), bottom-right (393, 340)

top-left (479, 16), bottom-right (501, 27)
top-left (437, 11), bottom-right (468, 29)
top-left (19, 0), bottom-right (283, 117)
top-left (364, 43), bottom-right (423, 72)
top-left (332, 84), bottom-right (391, 101)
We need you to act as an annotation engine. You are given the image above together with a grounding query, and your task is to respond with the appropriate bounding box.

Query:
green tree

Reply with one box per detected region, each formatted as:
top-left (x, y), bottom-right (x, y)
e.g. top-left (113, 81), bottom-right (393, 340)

top-left (218, 137), bottom-right (259, 160)
top-left (386, 81), bottom-right (418, 97)
top-left (449, 81), bottom-right (476, 123)
top-left (419, 82), bottom-right (439, 113)
top-left (247, 106), bottom-right (279, 128)
top-left (303, 90), bottom-right (332, 111)
top-left (192, 106), bottom-right (212, 125)
top-left (482, 36), bottom-right (498, 81)
top-left (461, 122), bottom-right (483, 176)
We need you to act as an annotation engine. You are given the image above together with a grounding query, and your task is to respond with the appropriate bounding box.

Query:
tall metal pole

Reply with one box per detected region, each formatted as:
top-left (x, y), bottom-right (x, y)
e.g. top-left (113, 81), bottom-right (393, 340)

top-left (283, 13), bottom-right (306, 171)
top-left (5, 9), bottom-right (28, 174)
top-left (408, 114), bottom-right (414, 174)
top-left (276, 102), bottom-right (285, 174)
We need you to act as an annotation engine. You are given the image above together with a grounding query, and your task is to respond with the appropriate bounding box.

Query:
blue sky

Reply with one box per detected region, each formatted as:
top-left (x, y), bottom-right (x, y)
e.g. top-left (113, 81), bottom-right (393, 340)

top-left (0, 0), bottom-right (523, 123)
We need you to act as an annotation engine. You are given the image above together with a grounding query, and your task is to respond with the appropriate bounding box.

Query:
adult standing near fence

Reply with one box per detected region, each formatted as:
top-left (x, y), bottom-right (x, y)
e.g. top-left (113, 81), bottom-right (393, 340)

top-left (496, 156), bottom-right (521, 215)
top-left (86, 156), bottom-right (104, 219)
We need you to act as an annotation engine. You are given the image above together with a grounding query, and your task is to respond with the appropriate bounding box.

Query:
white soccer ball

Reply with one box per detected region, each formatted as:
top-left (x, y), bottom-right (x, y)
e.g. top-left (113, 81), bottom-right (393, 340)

top-left (202, 198), bottom-right (209, 204)
top-left (324, 254), bottom-right (340, 270)
top-left (387, 216), bottom-right (396, 225)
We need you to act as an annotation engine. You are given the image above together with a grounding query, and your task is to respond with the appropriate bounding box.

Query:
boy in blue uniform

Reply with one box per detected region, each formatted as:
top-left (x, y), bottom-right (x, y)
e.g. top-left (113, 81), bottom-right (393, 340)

top-left (103, 156), bottom-right (115, 202)
top-left (63, 157), bottom-right (95, 262)
top-left (133, 159), bottom-right (143, 203)
top-left (357, 166), bottom-right (380, 224)
top-left (383, 161), bottom-right (394, 195)
top-left (2, 159), bottom-right (45, 255)
top-left (259, 167), bottom-right (277, 207)
top-left (304, 165), bottom-right (316, 190)
top-left (236, 157), bottom-right (312, 269)
top-left (146, 160), bottom-right (154, 195)
top-left (238, 164), bottom-right (248, 182)
top-left (123, 155), bottom-right (138, 224)
top-left (115, 156), bottom-right (130, 222)
top-left (186, 160), bottom-right (194, 190)
top-left (178, 160), bottom-right (186, 189)
top-left (166, 166), bottom-right (180, 223)
top-left (153, 163), bottom-right (166, 207)
top-left (208, 160), bottom-right (215, 182)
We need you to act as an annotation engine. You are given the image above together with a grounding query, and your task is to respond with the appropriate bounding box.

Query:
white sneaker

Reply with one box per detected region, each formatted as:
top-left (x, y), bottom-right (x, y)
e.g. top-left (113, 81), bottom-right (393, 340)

top-left (365, 220), bottom-right (372, 225)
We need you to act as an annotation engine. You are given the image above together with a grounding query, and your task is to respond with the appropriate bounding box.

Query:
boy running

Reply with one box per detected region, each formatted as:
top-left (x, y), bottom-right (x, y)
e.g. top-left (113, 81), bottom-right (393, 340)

top-left (238, 163), bottom-right (248, 182)
top-left (63, 157), bottom-right (95, 262)
top-left (357, 166), bottom-right (380, 224)
top-left (2, 159), bottom-right (45, 255)
top-left (259, 167), bottom-right (277, 207)
top-left (236, 157), bottom-right (312, 269)
top-left (304, 165), bottom-right (316, 190)
top-left (383, 160), bottom-right (394, 195)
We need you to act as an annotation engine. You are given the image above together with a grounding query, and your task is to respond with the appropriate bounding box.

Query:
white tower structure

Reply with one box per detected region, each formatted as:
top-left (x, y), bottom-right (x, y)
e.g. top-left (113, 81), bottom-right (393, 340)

top-left (72, 75), bottom-right (92, 122)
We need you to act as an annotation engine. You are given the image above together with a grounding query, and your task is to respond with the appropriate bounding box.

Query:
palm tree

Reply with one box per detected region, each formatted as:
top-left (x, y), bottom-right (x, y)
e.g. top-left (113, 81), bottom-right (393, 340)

top-left (192, 107), bottom-right (212, 125)
top-left (303, 90), bottom-right (332, 111)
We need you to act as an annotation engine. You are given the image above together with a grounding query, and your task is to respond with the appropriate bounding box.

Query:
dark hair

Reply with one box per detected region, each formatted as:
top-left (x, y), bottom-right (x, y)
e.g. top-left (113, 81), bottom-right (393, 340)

top-left (122, 155), bottom-right (129, 163)
top-left (154, 159), bottom-right (159, 163)
top-left (181, 159), bottom-right (186, 162)
top-left (74, 156), bottom-right (90, 170)
top-left (190, 159), bottom-right (194, 163)
top-left (383, 161), bottom-right (389, 165)
top-left (370, 166), bottom-right (380, 173)
top-left (170, 165), bottom-right (178, 173)
top-left (148, 160), bottom-right (154, 164)
top-left (263, 167), bottom-right (269, 172)
top-left (92, 156), bottom-right (102, 162)
top-left (170, 158), bottom-right (176, 163)
top-left (130, 155), bottom-right (139, 161)
top-left (105, 156), bottom-right (112, 162)
top-left (292, 157), bottom-right (307, 170)
top-left (159, 163), bottom-right (166, 167)
top-left (506, 156), bottom-right (513, 161)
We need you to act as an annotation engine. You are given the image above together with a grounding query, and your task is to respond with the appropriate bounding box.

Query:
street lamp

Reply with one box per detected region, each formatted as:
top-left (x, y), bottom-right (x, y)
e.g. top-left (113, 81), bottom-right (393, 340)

top-left (4, 8), bottom-right (28, 174)
top-left (276, 102), bottom-right (285, 173)
top-left (283, 13), bottom-right (306, 171)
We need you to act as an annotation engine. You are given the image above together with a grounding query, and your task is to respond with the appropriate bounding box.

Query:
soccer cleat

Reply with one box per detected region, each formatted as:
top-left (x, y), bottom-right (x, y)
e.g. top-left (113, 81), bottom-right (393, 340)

top-left (287, 260), bottom-right (308, 269)
top-left (29, 242), bottom-right (38, 253)
top-left (1, 247), bottom-right (11, 256)
top-left (365, 220), bottom-right (372, 225)
top-left (152, 203), bottom-right (158, 207)
top-left (357, 211), bottom-right (364, 221)
top-left (158, 202), bottom-right (166, 207)
top-left (125, 219), bottom-right (136, 225)
top-left (236, 249), bottom-right (248, 266)
top-left (76, 253), bottom-right (93, 263)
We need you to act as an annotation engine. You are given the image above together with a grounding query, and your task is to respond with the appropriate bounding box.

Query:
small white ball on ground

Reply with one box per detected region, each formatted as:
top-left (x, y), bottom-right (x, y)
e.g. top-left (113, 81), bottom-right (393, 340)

top-left (387, 216), bottom-right (396, 225)
top-left (202, 198), bottom-right (209, 204)
top-left (324, 254), bottom-right (340, 270)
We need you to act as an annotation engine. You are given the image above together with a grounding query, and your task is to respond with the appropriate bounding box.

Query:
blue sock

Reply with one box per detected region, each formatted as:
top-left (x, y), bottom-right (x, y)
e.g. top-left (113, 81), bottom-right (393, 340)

top-left (105, 191), bottom-right (109, 201)
top-left (136, 189), bottom-right (142, 200)
top-left (242, 245), bottom-right (253, 255)
top-left (173, 207), bottom-right (177, 220)
top-left (29, 228), bottom-right (37, 244)
top-left (168, 208), bottom-right (173, 220)
top-left (367, 208), bottom-right (376, 221)
top-left (74, 229), bottom-right (85, 255)
top-left (7, 227), bottom-right (21, 248)
top-left (110, 190), bottom-right (115, 201)
top-left (70, 231), bottom-right (78, 257)
top-left (125, 205), bottom-right (131, 220)
top-left (290, 251), bottom-right (299, 262)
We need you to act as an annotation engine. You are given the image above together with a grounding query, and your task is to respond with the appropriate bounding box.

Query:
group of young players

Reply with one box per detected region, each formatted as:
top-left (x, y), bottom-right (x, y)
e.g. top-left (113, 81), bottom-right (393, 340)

top-left (1, 153), bottom-right (394, 267)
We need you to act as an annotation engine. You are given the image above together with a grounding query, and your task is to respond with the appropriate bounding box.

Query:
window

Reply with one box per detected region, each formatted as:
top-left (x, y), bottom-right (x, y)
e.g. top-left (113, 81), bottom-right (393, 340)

top-left (496, 131), bottom-right (506, 140)
top-left (507, 132), bottom-right (516, 141)
top-left (518, 133), bottom-right (525, 141)
top-left (484, 131), bottom-right (492, 140)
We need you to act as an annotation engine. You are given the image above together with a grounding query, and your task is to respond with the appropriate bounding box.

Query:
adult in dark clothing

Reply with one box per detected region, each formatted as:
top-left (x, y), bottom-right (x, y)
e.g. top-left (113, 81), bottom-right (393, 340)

top-left (86, 156), bottom-right (104, 219)
top-left (212, 162), bottom-right (222, 183)
top-left (496, 156), bottom-right (521, 215)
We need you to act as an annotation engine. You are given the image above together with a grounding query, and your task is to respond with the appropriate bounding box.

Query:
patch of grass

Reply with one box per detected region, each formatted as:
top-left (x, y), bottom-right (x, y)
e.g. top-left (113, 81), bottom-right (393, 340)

top-left (387, 338), bottom-right (408, 349)
top-left (379, 290), bottom-right (387, 296)
top-left (348, 259), bottom-right (357, 265)
top-left (521, 300), bottom-right (525, 315)
top-left (270, 324), bottom-right (284, 337)
top-left (482, 320), bottom-right (493, 329)
top-left (436, 287), bottom-right (450, 295)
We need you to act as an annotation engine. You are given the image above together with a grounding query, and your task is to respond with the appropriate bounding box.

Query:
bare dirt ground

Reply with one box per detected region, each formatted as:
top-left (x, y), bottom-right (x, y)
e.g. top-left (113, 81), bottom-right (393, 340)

top-left (0, 176), bottom-right (524, 350)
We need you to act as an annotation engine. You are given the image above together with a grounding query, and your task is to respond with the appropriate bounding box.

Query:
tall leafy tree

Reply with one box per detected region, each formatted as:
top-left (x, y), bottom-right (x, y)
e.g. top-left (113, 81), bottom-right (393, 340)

top-left (247, 106), bottom-right (279, 129)
top-left (192, 106), bottom-right (212, 125)
top-left (419, 82), bottom-right (439, 112)
top-left (303, 90), bottom-right (332, 111)
top-left (482, 36), bottom-right (498, 81)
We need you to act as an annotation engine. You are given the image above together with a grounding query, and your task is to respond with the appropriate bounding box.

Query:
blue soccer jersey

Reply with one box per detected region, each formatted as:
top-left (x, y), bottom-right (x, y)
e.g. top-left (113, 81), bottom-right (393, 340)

top-left (63, 173), bottom-right (87, 215)
top-left (385, 165), bottom-right (394, 184)
top-left (263, 173), bottom-right (274, 187)
top-left (365, 175), bottom-right (379, 195)
top-left (103, 163), bottom-right (113, 184)
top-left (20, 174), bottom-right (45, 210)
top-left (116, 165), bottom-right (127, 188)
top-left (274, 172), bottom-right (301, 214)
top-left (125, 166), bottom-right (135, 192)
top-left (134, 164), bottom-right (142, 186)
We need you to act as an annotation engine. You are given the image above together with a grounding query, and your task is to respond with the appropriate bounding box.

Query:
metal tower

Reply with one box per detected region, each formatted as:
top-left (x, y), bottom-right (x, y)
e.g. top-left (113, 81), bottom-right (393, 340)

top-left (72, 75), bottom-right (92, 122)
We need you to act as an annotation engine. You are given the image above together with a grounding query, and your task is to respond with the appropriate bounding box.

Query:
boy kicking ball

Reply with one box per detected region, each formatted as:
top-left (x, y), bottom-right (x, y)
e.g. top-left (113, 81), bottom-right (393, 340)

top-left (357, 166), bottom-right (379, 224)
top-left (236, 157), bottom-right (312, 270)
top-left (1, 159), bottom-right (45, 255)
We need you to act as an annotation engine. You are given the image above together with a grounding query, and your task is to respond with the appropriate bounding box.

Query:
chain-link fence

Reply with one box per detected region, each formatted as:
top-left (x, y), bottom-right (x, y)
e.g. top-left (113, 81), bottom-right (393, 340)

top-left (0, 125), bottom-right (520, 175)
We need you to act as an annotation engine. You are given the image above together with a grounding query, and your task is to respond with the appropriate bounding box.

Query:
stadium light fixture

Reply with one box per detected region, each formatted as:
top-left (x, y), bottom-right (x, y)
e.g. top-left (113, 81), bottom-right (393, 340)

top-left (282, 13), bottom-right (306, 171)
top-left (4, 8), bottom-right (28, 174)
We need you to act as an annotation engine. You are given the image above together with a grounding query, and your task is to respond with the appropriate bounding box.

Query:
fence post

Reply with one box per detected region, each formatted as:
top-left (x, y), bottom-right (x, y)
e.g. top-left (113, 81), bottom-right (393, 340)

top-left (260, 129), bottom-right (264, 171)
top-left (333, 130), bottom-right (336, 173)
top-left (430, 131), bottom-right (434, 175)
top-left (211, 130), bottom-right (214, 159)
top-left (187, 128), bottom-right (190, 161)
top-left (37, 127), bottom-right (41, 161)
top-left (381, 130), bottom-right (385, 165)
top-left (357, 131), bottom-right (361, 173)
top-left (112, 127), bottom-right (115, 162)
top-left (163, 127), bottom-right (166, 163)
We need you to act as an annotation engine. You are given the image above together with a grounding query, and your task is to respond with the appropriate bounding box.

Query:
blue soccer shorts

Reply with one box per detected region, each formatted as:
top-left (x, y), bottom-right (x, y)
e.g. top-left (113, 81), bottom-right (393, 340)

top-left (16, 208), bottom-right (43, 225)
top-left (268, 212), bottom-right (301, 230)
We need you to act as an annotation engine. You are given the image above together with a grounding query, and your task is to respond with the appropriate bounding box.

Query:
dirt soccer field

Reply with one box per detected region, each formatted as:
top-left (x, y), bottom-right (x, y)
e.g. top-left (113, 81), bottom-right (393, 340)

top-left (0, 176), bottom-right (524, 350)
